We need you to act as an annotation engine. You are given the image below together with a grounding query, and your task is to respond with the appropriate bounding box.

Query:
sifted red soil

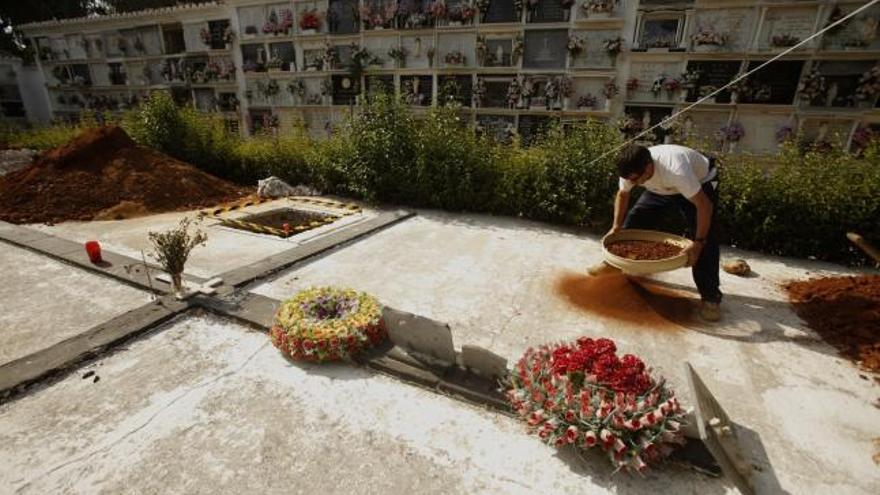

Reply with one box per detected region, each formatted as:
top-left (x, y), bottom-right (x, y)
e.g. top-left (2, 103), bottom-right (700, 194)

top-left (784, 275), bottom-right (880, 373)
top-left (555, 271), bottom-right (696, 329)
top-left (607, 240), bottom-right (683, 260)
top-left (0, 126), bottom-right (250, 224)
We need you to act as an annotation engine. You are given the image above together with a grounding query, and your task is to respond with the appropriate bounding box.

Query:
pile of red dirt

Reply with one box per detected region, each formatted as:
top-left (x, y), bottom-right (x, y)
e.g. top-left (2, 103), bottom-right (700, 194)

top-left (607, 240), bottom-right (683, 260)
top-left (785, 275), bottom-right (880, 373)
top-left (0, 126), bottom-right (249, 224)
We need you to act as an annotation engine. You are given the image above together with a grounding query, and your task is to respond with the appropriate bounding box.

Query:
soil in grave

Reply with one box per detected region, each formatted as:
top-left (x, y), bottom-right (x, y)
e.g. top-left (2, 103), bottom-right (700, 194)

top-left (555, 271), bottom-right (697, 328)
top-left (607, 240), bottom-right (683, 260)
top-left (242, 208), bottom-right (338, 231)
top-left (785, 275), bottom-right (880, 373)
top-left (0, 126), bottom-right (250, 224)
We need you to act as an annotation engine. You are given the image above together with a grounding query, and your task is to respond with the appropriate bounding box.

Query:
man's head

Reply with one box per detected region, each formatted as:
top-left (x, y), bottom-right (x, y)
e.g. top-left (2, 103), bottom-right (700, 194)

top-left (616, 144), bottom-right (653, 185)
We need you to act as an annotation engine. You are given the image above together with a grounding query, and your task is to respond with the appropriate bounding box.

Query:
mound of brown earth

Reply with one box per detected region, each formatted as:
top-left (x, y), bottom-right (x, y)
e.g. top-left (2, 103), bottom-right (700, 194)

top-left (785, 275), bottom-right (880, 373)
top-left (0, 126), bottom-right (250, 224)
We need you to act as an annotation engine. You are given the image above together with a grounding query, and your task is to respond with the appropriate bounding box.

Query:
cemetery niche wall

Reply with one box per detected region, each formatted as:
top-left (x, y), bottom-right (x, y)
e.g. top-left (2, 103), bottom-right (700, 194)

top-left (14, 0), bottom-right (880, 153)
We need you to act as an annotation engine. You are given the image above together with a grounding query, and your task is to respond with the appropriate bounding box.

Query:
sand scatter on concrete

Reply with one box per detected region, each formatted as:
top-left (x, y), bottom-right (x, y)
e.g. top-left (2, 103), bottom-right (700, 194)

top-left (0, 126), bottom-right (249, 224)
top-left (785, 275), bottom-right (880, 373)
top-left (554, 271), bottom-right (696, 328)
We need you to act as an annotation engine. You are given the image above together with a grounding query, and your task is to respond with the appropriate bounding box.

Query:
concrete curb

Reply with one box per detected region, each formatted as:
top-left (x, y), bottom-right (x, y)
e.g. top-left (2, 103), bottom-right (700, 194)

top-left (0, 297), bottom-right (191, 402)
top-left (0, 221), bottom-right (204, 294)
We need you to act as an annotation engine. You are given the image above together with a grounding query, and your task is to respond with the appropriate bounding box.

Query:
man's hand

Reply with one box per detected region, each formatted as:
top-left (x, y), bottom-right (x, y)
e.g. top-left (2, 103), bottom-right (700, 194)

top-left (606, 225), bottom-right (622, 238)
top-left (683, 241), bottom-right (703, 267)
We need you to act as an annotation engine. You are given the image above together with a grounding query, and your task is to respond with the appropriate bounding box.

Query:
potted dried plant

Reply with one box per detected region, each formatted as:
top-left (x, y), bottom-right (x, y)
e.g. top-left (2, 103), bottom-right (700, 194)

top-left (148, 217), bottom-right (207, 298)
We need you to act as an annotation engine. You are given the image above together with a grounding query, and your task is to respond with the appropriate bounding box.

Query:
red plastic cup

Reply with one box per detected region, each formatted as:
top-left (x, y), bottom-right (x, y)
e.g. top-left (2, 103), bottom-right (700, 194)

top-left (85, 241), bottom-right (102, 263)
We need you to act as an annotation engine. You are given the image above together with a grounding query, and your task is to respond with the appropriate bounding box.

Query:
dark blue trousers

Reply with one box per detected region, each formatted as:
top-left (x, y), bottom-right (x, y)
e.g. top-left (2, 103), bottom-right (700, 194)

top-left (622, 181), bottom-right (723, 303)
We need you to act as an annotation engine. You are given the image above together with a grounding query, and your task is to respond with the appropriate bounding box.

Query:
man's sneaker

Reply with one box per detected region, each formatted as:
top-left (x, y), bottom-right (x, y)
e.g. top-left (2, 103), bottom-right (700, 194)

top-left (586, 260), bottom-right (621, 277)
top-left (699, 302), bottom-right (721, 322)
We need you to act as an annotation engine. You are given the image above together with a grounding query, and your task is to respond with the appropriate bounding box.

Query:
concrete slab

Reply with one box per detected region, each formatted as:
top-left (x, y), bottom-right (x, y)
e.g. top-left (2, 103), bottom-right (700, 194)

top-left (0, 243), bottom-right (153, 367)
top-left (28, 198), bottom-right (381, 279)
top-left (252, 209), bottom-right (880, 494)
top-left (0, 314), bottom-right (731, 494)
top-left (383, 307), bottom-right (457, 365)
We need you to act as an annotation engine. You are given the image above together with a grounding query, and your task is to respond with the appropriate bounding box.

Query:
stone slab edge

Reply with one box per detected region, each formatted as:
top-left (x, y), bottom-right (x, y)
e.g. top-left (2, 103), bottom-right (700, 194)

top-left (218, 210), bottom-right (416, 288)
top-left (0, 222), bottom-right (205, 294)
top-left (0, 297), bottom-right (191, 402)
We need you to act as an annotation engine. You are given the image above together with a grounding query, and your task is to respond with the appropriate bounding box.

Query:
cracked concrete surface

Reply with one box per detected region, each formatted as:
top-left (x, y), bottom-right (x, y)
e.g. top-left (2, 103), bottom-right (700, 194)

top-left (1, 314), bottom-right (731, 494)
top-left (2, 205), bottom-right (878, 494)
top-left (0, 242), bottom-right (152, 366)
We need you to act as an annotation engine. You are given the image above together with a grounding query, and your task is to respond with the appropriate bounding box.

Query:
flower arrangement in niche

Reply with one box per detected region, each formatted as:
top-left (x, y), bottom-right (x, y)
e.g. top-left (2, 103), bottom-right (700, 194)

top-left (200, 27), bottom-right (212, 46)
top-left (388, 46), bottom-right (408, 67)
top-left (507, 337), bottom-right (687, 471)
top-left (771, 34), bottom-right (800, 48)
top-left (223, 26), bottom-right (235, 44)
top-left (567, 34), bottom-right (585, 57)
top-left (265, 9), bottom-right (295, 35)
top-left (300, 9), bottom-right (323, 31)
top-left (650, 76), bottom-right (665, 96)
top-left (691, 27), bottom-right (726, 47)
top-left (720, 122), bottom-right (745, 142)
top-left (855, 63), bottom-right (880, 102)
top-left (603, 80), bottom-right (619, 100)
top-left (663, 77), bottom-right (681, 95)
top-left (582, 0), bottom-right (616, 16)
top-left (447, 4), bottom-right (477, 24)
top-left (271, 287), bottom-right (387, 362)
top-left (133, 37), bottom-right (146, 54)
top-left (445, 50), bottom-right (466, 66)
top-left (797, 68), bottom-right (827, 104)
top-left (577, 93), bottom-right (598, 109)
top-left (626, 78), bottom-right (639, 93)
top-left (429, 0), bottom-right (449, 20)
top-left (603, 37), bottom-right (623, 56)
top-left (558, 76), bottom-right (573, 98)
top-left (287, 78), bottom-right (306, 98)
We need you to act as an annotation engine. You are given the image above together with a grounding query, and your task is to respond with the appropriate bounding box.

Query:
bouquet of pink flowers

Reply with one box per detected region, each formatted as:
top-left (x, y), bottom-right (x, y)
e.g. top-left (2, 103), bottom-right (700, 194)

top-left (507, 337), bottom-right (687, 471)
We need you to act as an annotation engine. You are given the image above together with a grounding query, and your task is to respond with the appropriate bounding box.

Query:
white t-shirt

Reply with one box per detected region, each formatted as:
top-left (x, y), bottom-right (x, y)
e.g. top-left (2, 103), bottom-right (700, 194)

top-left (618, 144), bottom-right (713, 198)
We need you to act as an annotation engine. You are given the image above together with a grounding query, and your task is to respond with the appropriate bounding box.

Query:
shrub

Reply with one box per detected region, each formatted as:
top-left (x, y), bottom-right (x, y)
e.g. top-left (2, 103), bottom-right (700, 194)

top-left (123, 91), bottom-right (186, 154)
top-left (719, 139), bottom-right (880, 264)
top-left (1, 113), bottom-right (98, 150)
top-left (148, 217), bottom-right (207, 294)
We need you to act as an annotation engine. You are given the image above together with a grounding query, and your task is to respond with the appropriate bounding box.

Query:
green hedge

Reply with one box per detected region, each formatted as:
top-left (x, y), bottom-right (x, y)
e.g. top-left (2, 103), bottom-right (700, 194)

top-left (8, 92), bottom-right (879, 266)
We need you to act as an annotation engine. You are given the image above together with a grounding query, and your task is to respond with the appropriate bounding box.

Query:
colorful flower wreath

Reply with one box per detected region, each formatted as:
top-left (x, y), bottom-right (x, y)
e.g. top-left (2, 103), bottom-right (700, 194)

top-left (271, 287), bottom-right (386, 362)
top-left (507, 337), bottom-right (687, 472)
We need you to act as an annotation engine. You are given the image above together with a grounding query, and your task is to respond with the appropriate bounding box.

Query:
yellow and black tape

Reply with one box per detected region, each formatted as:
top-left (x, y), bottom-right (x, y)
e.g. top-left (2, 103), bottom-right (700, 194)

top-left (204, 196), bottom-right (273, 217)
top-left (216, 215), bottom-right (341, 238)
top-left (288, 196), bottom-right (362, 214)
top-left (204, 196), bottom-right (361, 218)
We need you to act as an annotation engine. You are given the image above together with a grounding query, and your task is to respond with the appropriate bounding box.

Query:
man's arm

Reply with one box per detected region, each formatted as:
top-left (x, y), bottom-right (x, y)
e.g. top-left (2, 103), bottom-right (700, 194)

top-left (684, 189), bottom-right (713, 266)
top-left (610, 189), bottom-right (630, 234)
